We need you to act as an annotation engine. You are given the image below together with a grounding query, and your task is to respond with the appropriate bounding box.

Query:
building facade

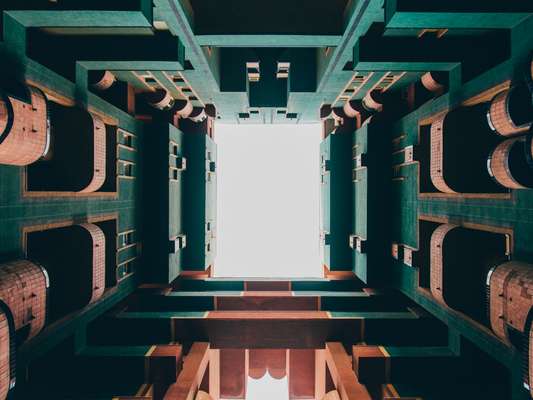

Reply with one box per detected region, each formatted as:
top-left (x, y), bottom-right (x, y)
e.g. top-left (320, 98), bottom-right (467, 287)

top-left (0, 1), bottom-right (533, 399)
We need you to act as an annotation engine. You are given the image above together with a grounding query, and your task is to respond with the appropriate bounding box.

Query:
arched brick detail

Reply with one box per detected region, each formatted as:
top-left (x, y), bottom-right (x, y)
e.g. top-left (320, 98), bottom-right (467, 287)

top-left (430, 224), bottom-right (459, 307)
top-left (0, 260), bottom-right (48, 339)
top-left (488, 137), bottom-right (527, 190)
top-left (489, 261), bottom-right (533, 341)
top-left (145, 89), bottom-right (174, 111)
top-left (78, 113), bottom-right (106, 193)
top-left (0, 85), bottom-right (49, 166)
top-left (174, 99), bottom-right (193, 118)
top-left (249, 349), bottom-right (286, 380)
top-left (488, 88), bottom-right (531, 137)
top-left (430, 114), bottom-right (456, 194)
top-left (0, 309), bottom-right (10, 400)
top-left (421, 72), bottom-right (445, 94)
top-left (189, 107), bottom-right (206, 123)
top-left (90, 71), bottom-right (116, 91)
top-left (362, 90), bottom-right (383, 112)
top-left (78, 223), bottom-right (106, 304)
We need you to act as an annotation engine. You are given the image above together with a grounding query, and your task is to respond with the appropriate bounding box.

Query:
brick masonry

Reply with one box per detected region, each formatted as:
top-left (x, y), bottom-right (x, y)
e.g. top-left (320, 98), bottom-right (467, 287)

top-left (489, 261), bottom-right (533, 341)
top-left (0, 310), bottom-right (9, 400)
top-left (430, 224), bottom-right (459, 307)
top-left (78, 224), bottom-right (106, 304)
top-left (0, 260), bottom-right (48, 340)
top-left (488, 137), bottom-right (526, 189)
top-left (421, 72), bottom-right (444, 94)
top-left (78, 113), bottom-right (106, 193)
top-left (489, 88), bottom-right (531, 137)
top-left (0, 85), bottom-right (49, 166)
top-left (430, 114), bottom-right (455, 194)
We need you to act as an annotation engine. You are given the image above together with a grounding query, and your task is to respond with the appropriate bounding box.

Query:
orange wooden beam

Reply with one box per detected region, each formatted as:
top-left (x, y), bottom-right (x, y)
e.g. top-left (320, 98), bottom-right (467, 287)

top-left (163, 342), bottom-right (210, 400)
top-left (325, 342), bottom-right (371, 400)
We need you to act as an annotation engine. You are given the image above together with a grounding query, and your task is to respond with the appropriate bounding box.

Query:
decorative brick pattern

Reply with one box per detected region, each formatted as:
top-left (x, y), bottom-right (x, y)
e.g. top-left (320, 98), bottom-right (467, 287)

top-left (0, 260), bottom-right (48, 339)
top-left (430, 115), bottom-right (456, 193)
top-left (78, 224), bottom-right (106, 304)
top-left (488, 137), bottom-right (526, 190)
top-left (489, 89), bottom-right (531, 136)
top-left (0, 86), bottom-right (49, 166)
top-left (78, 113), bottom-right (106, 193)
top-left (0, 310), bottom-right (10, 400)
top-left (489, 261), bottom-right (533, 341)
top-left (430, 224), bottom-right (459, 307)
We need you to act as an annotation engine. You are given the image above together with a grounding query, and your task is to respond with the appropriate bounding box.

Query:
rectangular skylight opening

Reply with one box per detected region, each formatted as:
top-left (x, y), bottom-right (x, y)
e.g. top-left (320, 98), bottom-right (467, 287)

top-left (215, 123), bottom-right (322, 278)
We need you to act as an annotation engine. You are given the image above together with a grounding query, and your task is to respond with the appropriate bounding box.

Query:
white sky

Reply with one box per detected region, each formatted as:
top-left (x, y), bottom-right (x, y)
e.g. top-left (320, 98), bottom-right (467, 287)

top-left (220, 375), bottom-right (289, 400)
top-left (214, 123), bottom-right (322, 278)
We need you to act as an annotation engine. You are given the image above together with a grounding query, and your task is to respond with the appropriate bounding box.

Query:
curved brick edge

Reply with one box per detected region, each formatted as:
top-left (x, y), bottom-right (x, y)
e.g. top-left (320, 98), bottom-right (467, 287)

top-left (78, 223), bottom-right (106, 304)
top-left (0, 85), bottom-right (49, 166)
top-left (189, 107), bottom-right (207, 123)
top-left (430, 115), bottom-right (457, 194)
top-left (489, 261), bottom-right (533, 341)
top-left (430, 224), bottom-right (459, 307)
top-left (0, 309), bottom-right (10, 400)
top-left (174, 99), bottom-right (193, 119)
top-left (488, 137), bottom-right (527, 190)
top-left (362, 90), bottom-right (383, 112)
top-left (78, 113), bottom-right (106, 193)
top-left (421, 72), bottom-right (445, 94)
top-left (249, 349), bottom-right (286, 380)
top-left (489, 89), bottom-right (531, 137)
top-left (91, 71), bottom-right (116, 91)
top-left (529, 318), bottom-right (533, 398)
top-left (146, 89), bottom-right (174, 111)
top-left (0, 260), bottom-right (48, 340)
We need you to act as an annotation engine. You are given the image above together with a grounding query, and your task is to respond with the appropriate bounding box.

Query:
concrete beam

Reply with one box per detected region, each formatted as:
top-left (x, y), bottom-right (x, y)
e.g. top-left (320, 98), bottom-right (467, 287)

top-left (385, 0), bottom-right (533, 29)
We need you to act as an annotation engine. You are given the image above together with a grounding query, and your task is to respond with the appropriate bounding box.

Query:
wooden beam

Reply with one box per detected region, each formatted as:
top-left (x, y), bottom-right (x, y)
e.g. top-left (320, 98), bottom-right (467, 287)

top-left (325, 342), bottom-right (371, 400)
top-left (315, 349), bottom-right (326, 400)
top-left (163, 342), bottom-right (210, 400)
top-left (209, 349), bottom-right (220, 400)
